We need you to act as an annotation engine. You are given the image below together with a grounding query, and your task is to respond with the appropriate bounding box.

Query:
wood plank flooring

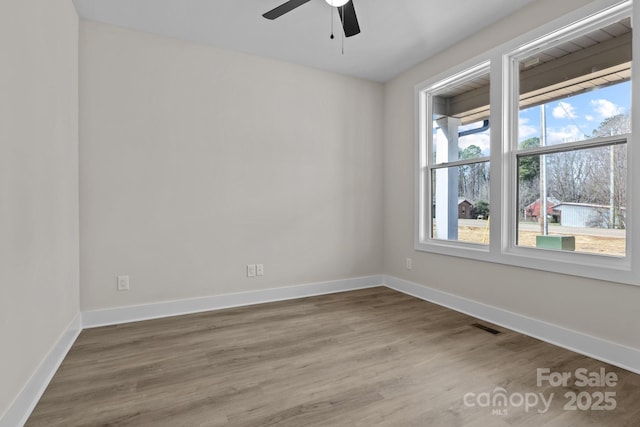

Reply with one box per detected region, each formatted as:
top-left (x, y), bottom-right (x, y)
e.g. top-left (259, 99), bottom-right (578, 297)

top-left (26, 287), bottom-right (640, 426)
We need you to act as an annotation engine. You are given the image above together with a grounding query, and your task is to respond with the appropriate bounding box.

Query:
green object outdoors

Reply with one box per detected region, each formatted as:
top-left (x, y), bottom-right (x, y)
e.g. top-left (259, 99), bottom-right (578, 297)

top-left (536, 235), bottom-right (575, 251)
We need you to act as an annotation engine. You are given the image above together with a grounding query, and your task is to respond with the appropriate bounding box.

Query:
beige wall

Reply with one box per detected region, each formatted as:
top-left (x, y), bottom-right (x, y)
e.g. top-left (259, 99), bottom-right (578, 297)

top-left (79, 21), bottom-right (384, 310)
top-left (3, 0), bottom-right (638, 420)
top-left (383, 0), bottom-right (640, 350)
top-left (0, 0), bottom-right (79, 419)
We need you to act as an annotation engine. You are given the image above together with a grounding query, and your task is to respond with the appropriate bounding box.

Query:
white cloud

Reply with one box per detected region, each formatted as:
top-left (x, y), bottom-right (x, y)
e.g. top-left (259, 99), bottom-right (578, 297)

top-left (591, 99), bottom-right (623, 118)
top-left (547, 125), bottom-right (584, 144)
top-left (459, 133), bottom-right (490, 154)
top-left (552, 101), bottom-right (577, 119)
top-left (518, 117), bottom-right (538, 139)
top-left (585, 115), bottom-right (595, 122)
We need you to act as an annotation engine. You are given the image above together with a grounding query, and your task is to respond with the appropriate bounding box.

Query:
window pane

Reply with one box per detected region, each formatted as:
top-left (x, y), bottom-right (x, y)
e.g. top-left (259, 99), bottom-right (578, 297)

top-left (433, 119), bottom-right (490, 164)
top-left (432, 162), bottom-right (490, 244)
top-left (515, 15), bottom-right (630, 258)
top-left (519, 82), bottom-right (631, 147)
top-left (517, 144), bottom-right (626, 256)
top-left (517, 17), bottom-right (631, 147)
top-left (432, 70), bottom-right (490, 164)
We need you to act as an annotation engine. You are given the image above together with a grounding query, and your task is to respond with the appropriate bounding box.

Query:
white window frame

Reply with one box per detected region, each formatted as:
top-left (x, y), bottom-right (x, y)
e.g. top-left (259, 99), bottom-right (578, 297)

top-left (416, 61), bottom-right (491, 251)
top-left (415, 0), bottom-right (640, 285)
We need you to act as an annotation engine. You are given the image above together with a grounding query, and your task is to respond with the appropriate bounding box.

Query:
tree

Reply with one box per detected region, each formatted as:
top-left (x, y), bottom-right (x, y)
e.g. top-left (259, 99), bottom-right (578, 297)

top-left (458, 145), bottom-right (489, 202)
top-left (540, 113), bottom-right (629, 228)
top-left (547, 149), bottom-right (593, 203)
top-left (518, 137), bottom-right (540, 219)
top-left (518, 137), bottom-right (540, 182)
top-left (472, 200), bottom-right (490, 219)
top-left (588, 113), bottom-right (629, 228)
top-left (591, 114), bottom-right (631, 137)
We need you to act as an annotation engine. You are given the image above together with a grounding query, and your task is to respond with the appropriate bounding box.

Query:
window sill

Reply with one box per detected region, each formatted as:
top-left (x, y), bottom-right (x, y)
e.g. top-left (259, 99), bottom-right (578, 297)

top-left (415, 239), bottom-right (637, 286)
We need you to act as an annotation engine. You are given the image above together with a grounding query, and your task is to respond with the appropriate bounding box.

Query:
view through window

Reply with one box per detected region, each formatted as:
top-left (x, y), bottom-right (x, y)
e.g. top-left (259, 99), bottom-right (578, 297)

top-left (514, 16), bottom-right (631, 257)
top-left (417, 2), bottom-right (636, 282)
top-left (430, 66), bottom-right (491, 245)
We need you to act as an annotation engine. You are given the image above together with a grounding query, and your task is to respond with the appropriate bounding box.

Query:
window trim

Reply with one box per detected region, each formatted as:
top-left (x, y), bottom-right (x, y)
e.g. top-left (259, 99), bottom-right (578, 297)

top-left (416, 60), bottom-right (492, 250)
top-left (415, 0), bottom-right (640, 286)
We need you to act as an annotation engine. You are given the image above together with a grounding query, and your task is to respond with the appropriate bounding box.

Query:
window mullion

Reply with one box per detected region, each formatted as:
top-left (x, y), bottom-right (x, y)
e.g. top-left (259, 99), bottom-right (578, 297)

top-left (516, 134), bottom-right (628, 157)
top-left (430, 156), bottom-right (491, 170)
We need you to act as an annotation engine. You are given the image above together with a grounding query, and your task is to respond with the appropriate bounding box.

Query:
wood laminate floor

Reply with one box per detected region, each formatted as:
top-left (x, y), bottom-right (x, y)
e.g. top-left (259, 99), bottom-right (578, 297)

top-left (27, 287), bottom-right (640, 426)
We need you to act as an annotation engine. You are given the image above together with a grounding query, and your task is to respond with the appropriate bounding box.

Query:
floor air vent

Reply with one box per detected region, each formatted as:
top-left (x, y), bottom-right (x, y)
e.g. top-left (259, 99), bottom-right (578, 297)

top-left (472, 323), bottom-right (502, 335)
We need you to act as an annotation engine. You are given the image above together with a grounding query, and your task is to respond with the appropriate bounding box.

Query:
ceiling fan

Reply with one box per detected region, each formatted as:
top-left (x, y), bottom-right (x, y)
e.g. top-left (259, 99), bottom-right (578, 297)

top-left (263, 0), bottom-right (361, 37)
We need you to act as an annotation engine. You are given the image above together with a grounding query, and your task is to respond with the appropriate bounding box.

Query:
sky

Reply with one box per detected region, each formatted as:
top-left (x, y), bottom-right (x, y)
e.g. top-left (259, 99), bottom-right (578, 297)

top-left (453, 80), bottom-right (631, 156)
top-left (519, 80), bottom-right (631, 146)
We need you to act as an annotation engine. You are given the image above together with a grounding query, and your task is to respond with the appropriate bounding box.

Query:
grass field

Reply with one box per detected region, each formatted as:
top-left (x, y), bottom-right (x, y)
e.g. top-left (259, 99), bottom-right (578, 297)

top-left (434, 219), bottom-right (626, 257)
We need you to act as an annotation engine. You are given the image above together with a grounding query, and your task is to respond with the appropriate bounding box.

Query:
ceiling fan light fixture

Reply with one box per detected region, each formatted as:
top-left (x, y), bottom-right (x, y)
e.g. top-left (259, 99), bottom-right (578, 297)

top-left (326, 0), bottom-right (349, 7)
top-left (263, 0), bottom-right (360, 38)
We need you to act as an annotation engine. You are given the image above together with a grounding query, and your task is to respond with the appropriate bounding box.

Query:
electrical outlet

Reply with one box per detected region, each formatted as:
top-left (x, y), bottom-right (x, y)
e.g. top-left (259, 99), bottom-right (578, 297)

top-left (247, 264), bottom-right (256, 277)
top-left (117, 275), bottom-right (130, 291)
top-left (406, 258), bottom-right (413, 270)
top-left (256, 264), bottom-right (264, 276)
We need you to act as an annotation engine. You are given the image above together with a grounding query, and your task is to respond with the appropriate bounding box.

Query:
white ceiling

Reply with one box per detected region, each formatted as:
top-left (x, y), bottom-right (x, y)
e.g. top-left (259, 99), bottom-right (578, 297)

top-left (73, 0), bottom-right (537, 82)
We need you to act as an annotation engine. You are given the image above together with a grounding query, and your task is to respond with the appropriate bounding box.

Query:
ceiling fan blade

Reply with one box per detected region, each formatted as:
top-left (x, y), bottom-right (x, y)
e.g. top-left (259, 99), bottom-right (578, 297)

top-left (263, 0), bottom-right (312, 20)
top-left (338, 1), bottom-right (360, 37)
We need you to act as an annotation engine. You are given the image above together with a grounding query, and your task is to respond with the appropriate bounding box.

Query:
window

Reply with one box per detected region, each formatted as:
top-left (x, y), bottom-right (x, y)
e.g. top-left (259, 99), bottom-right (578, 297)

top-left (418, 62), bottom-right (491, 247)
top-left (416, 1), bottom-right (639, 284)
top-left (511, 13), bottom-right (631, 258)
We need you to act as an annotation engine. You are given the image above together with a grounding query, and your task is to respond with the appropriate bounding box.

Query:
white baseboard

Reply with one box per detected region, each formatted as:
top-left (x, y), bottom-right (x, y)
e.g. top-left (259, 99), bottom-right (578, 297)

top-left (6, 274), bottom-right (638, 427)
top-left (0, 313), bottom-right (82, 427)
top-left (384, 275), bottom-right (640, 375)
top-left (82, 275), bottom-right (385, 328)
top-left (3, 276), bottom-right (383, 426)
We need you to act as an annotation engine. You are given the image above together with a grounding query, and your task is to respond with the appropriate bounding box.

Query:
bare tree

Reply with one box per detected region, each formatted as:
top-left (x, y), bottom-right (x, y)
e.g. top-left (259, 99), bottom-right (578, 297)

top-left (458, 145), bottom-right (489, 202)
top-left (543, 113), bottom-right (629, 228)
